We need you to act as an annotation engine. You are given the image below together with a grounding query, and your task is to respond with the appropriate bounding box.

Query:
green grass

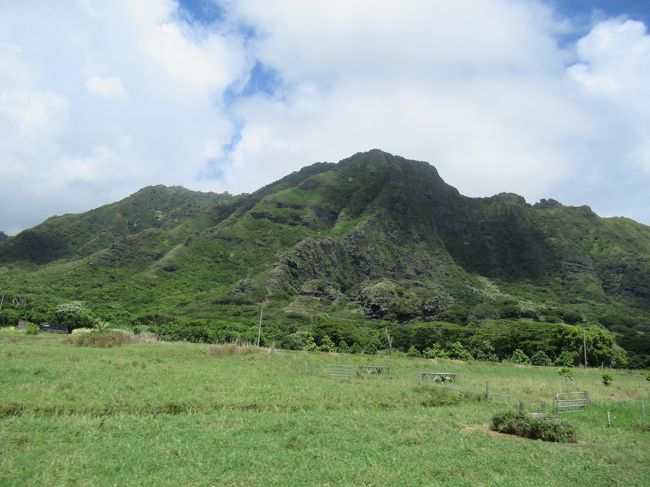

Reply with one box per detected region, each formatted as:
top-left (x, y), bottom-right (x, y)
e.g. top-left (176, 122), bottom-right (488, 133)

top-left (1, 332), bottom-right (649, 486)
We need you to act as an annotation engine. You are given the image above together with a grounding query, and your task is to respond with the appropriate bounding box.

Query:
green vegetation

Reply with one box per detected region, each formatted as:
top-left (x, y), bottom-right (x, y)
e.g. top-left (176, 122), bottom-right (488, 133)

top-left (1, 150), bottom-right (649, 367)
top-left (602, 372), bottom-right (613, 386)
top-left (490, 411), bottom-right (576, 443)
top-left (1, 332), bottom-right (649, 485)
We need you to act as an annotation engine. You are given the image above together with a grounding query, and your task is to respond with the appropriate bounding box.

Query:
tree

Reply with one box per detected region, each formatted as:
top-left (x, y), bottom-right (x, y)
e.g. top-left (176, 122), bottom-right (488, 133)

top-left (318, 335), bottom-right (336, 352)
top-left (50, 302), bottom-right (95, 332)
top-left (423, 343), bottom-right (448, 359)
top-left (530, 350), bottom-right (552, 366)
top-left (509, 349), bottom-right (530, 365)
top-left (407, 345), bottom-right (421, 357)
top-left (473, 340), bottom-right (498, 362)
top-left (554, 350), bottom-right (576, 367)
top-left (449, 341), bottom-right (473, 361)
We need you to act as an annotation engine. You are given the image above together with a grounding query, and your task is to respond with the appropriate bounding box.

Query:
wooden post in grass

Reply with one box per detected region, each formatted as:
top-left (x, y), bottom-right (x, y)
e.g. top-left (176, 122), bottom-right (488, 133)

top-left (384, 327), bottom-right (393, 355)
top-left (607, 410), bottom-right (612, 427)
top-left (256, 306), bottom-right (263, 347)
top-left (642, 402), bottom-right (647, 423)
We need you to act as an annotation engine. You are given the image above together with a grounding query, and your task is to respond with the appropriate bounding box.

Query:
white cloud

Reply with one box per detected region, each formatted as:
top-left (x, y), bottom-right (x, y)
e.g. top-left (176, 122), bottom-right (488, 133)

top-left (216, 0), bottom-right (650, 225)
top-left (1, 0), bottom-right (650, 235)
top-left (85, 76), bottom-right (127, 99)
top-left (0, 0), bottom-right (249, 234)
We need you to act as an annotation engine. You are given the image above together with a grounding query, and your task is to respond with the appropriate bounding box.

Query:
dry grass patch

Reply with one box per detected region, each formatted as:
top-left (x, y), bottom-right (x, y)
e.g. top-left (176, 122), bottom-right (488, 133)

top-left (207, 343), bottom-right (277, 358)
top-left (72, 330), bottom-right (136, 348)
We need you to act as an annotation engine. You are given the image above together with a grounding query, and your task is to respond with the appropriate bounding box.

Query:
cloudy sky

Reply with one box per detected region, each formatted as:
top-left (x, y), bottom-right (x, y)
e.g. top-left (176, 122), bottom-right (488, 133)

top-left (1, 0), bottom-right (650, 234)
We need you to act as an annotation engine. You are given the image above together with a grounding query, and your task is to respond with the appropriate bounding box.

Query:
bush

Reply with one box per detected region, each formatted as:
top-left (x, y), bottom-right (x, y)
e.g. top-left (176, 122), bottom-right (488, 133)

top-left (490, 411), bottom-right (576, 442)
top-left (557, 367), bottom-right (574, 382)
top-left (601, 372), bottom-right (613, 386)
top-left (423, 343), bottom-right (448, 359)
top-left (349, 342), bottom-right (363, 354)
top-left (318, 335), bottom-right (336, 352)
top-left (73, 330), bottom-right (134, 348)
top-left (472, 340), bottom-right (498, 362)
top-left (283, 331), bottom-right (313, 350)
top-left (25, 323), bottom-right (40, 335)
top-left (530, 350), bottom-right (552, 366)
top-left (407, 345), bottom-right (421, 357)
top-left (554, 350), bottom-right (576, 367)
top-left (303, 336), bottom-right (318, 352)
top-left (509, 349), bottom-right (530, 365)
top-left (50, 302), bottom-right (95, 332)
top-left (448, 341), bottom-right (473, 361)
top-left (337, 340), bottom-right (350, 353)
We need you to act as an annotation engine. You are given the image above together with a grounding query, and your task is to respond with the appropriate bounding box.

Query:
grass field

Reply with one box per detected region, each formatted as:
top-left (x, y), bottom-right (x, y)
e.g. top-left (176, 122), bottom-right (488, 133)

top-left (1, 331), bottom-right (649, 486)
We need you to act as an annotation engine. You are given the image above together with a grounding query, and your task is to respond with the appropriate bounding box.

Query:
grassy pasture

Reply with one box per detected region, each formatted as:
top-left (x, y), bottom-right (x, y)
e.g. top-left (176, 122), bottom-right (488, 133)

top-left (1, 331), bottom-right (649, 486)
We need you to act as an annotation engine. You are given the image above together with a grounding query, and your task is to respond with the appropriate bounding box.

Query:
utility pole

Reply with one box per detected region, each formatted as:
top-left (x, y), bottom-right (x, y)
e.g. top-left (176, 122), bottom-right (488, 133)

top-left (583, 328), bottom-right (588, 368)
top-left (256, 306), bottom-right (263, 347)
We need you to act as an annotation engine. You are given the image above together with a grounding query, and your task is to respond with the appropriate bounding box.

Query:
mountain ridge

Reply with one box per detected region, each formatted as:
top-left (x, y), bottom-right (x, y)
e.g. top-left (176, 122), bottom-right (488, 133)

top-left (1, 150), bottom-right (649, 366)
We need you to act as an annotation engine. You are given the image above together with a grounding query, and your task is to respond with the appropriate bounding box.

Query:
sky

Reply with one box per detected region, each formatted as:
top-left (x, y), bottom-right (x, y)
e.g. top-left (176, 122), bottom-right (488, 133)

top-left (1, 0), bottom-right (650, 235)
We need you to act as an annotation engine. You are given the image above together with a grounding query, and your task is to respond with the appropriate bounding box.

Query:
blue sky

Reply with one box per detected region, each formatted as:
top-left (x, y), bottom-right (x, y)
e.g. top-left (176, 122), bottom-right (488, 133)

top-left (1, 0), bottom-right (650, 234)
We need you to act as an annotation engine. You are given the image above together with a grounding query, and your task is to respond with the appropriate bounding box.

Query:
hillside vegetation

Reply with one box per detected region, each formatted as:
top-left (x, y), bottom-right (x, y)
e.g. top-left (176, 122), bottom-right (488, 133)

top-left (1, 150), bottom-right (649, 366)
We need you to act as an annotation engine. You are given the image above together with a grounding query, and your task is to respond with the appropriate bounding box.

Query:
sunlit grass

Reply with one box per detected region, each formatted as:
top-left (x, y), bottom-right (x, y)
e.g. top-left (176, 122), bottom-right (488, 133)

top-left (1, 333), bottom-right (649, 486)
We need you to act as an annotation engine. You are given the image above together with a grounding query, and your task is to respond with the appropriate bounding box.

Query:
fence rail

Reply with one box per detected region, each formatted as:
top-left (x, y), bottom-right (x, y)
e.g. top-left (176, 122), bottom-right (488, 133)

top-left (554, 391), bottom-right (590, 413)
top-left (325, 365), bottom-right (357, 379)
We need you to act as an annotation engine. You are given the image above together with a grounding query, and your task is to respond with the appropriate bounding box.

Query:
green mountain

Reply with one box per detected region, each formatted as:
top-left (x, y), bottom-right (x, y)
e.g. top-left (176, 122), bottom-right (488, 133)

top-left (1, 150), bottom-right (649, 365)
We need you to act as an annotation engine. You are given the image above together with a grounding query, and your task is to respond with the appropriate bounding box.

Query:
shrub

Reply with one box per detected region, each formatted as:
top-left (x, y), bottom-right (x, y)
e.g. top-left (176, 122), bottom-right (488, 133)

top-left (73, 330), bottom-right (134, 348)
top-left (509, 349), bottom-right (531, 365)
top-left (557, 367), bottom-right (574, 382)
top-left (407, 345), bottom-right (421, 357)
top-left (25, 323), bottom-right (40, 335)
top-left (363, 343), bottom-right (378, 355)
top-left (349, 342), bottom-right (363, 354)
top-left (423, 343), bottom-right (448, 359)
top-left (94, 320), bottom-right (111, 333)
top-left (337, 340), bottom-right (350, 353)
top-left (472, 340), bottom-right (498, 362)
top-left (448, 341), bottom-right (473, 361)
top-left (554, 351), bottom-right (576, 367)
top-left (318, 335), bottom-right (336, 352)
top-left (601, 372), bottom-right (613, 386)
top-left (50, 302), bottom-right (95, 332)
top-left (559, 309), bottom-right (583, 325)
top-left (530, 350), bottom-right (552, 366)
top-left (491, 411), bottom-right (576, 442)
top-left (283, 331), bottom-right (313, 350)
top-left (303, 336), bottom-right (318, 352)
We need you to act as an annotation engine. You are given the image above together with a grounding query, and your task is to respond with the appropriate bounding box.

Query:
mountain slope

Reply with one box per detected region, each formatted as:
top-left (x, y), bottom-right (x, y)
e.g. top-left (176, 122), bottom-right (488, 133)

top-left (1, 150), bottom-right (649, 365)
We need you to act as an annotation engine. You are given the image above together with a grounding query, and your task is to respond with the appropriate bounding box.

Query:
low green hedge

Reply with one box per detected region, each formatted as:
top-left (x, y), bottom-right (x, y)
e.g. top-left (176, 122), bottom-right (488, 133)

top-left (490, 411), bottom-right (576, 442)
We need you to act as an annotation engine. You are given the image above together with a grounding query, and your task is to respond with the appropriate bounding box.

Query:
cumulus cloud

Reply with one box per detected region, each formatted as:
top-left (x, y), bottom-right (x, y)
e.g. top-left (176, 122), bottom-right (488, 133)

top-left (0, 0), bottom-right (249, 234)
top-left (1, 0), bottom-right (650, 234)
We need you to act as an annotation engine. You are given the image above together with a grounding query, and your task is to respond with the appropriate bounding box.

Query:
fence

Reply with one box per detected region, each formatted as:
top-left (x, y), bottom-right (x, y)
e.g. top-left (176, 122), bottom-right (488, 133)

top-left (325, 364), bottom-right (357, 379)
top-left (553, 391), bottom-right (590, 413)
